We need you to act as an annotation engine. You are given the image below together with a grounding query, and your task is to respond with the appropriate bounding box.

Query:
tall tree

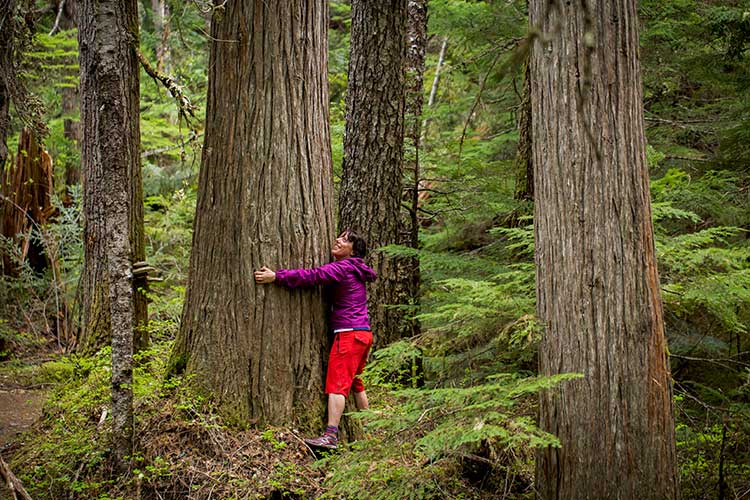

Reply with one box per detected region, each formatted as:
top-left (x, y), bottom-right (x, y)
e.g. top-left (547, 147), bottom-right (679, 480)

top-left (530, 1), bottom-right (679, 498)
top-left (170, 0), bottom-right (334, 426)
top-left (77, 0), bottom-right (147, 355)
top-left (339, 0), bottom-right (409, 347)
top-left (49, 0), bottom-right (81, 190)
top-left (398, 0), bottom-right (427, 340)
top-left (78, 0), bottom-right (144, 467)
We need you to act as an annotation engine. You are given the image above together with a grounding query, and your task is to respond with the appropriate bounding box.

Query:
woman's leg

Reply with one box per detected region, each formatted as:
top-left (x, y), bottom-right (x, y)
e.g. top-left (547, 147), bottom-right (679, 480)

top-left (353, 389), bottom-right (369, 410)
top-left (326, 393), bottom-right (346, 427)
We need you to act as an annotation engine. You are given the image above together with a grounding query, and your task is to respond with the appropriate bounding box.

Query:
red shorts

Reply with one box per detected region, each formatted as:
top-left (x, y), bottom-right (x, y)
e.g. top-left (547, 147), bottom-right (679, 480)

top-left (325, 329), bottom-right (373, 397)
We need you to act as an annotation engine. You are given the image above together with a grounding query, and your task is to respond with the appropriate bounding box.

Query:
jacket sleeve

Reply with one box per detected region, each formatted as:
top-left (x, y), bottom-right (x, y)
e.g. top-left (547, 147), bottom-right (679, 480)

top-left (275, 261), bottom-right (347, 288)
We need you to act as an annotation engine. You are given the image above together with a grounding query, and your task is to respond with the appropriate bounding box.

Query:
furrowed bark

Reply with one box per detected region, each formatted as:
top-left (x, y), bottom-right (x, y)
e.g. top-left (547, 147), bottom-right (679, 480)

top-left (339, 0), bottom-right (409, 348)
top-left (171, 0), bottom-right (334, 429)
top-left (530, 0), bottom-right (679, 498)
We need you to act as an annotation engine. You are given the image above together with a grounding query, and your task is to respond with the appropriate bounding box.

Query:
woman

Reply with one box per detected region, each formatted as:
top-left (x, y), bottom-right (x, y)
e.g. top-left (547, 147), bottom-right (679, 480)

top-left (254, 230), bottom-right (376, 449)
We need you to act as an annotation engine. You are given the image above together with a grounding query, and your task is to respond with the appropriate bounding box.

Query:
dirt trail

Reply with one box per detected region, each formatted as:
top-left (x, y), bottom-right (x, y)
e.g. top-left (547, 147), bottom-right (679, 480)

top-left (0, 385), bottom-right (45, 448)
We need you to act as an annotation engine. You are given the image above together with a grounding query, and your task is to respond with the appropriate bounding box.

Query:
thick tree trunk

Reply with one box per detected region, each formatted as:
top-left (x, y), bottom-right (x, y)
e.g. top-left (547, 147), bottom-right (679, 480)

top-left (339, 0), bottom-right (408, 348)
top-left (171, 0), bottom-right (334, 428)
top-left (78, 0), bottom-right (143, 467)
top-left (79, 0), bottom-right (142, 466)
top-left (530, 1), bottom-right (679, 499)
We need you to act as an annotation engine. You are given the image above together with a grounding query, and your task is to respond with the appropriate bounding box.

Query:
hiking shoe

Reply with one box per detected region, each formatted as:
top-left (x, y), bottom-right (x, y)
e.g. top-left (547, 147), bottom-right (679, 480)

top-left (304, 432), bottom-right (338, 450)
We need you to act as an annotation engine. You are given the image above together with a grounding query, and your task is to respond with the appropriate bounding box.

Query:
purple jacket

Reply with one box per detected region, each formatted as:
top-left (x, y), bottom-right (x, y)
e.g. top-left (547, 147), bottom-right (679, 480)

top-left (275, 257), bottom-right (377, 331)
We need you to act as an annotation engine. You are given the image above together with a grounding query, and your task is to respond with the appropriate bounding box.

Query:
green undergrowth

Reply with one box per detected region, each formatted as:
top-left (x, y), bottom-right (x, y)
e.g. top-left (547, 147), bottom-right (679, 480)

top-left (319, 372), bottom-right (580, 500)
top-left (7, 337), bottom-right (324, 500)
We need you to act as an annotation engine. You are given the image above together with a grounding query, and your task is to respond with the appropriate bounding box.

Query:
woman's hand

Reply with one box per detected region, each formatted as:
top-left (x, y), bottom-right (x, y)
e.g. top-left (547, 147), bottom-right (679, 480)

top-left (254, 266), bottom-right (276, 284)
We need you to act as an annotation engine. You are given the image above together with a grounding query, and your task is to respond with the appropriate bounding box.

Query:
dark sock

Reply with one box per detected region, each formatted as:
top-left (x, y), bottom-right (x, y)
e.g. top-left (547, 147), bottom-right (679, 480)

top-left (326, 425), bottom-right (338, 436)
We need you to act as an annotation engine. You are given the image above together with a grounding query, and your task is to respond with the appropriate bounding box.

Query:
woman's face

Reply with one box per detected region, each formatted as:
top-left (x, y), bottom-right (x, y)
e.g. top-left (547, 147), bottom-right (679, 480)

top-left (332, 232), bottom-right (354, 260)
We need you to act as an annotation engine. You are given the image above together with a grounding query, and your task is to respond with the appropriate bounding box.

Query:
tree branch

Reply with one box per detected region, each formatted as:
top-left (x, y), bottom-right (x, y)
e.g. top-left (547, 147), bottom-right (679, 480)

top-left (135, 47), bottom-right (197, 127)
top-left (0, 456), bottom-right (33, 500)
top-left (48, 0), bottom-right (66, 36)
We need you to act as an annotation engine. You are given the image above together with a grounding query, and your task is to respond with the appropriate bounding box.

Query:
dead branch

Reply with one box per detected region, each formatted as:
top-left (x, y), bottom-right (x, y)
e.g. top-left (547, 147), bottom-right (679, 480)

top-left (141, 132), bottom-right (202, 158)
top-left (48, 0), bottom-right (66, 36)
top-left (135, 47), bottom-right (197, 127)
top-left (663, 155), bottom-right (711, 163)
top-left (0, 456), bottom-right (33, 500)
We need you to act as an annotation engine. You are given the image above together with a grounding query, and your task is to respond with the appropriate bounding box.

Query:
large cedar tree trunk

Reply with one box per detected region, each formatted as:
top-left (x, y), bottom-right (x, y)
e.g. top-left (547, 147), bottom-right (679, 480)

top-left (530, 1), bottom-right (679, 498)
top-left (78, 1), bottom-right (146, 466)
top-left (171, 1), bottom-right (334, 427)
top-left (339, 0), bottom-right (409, 348)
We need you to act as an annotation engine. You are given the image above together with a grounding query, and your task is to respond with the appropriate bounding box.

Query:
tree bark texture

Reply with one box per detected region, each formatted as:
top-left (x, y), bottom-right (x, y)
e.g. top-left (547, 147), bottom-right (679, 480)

top-left (393, 0), bottom-right (427, 340)
top-left (339, 0), bottom-right (409, 348)
top-left (530, 1), bottom-right (679, 499)
top-left (78, 0), bottom-right (147, 385)
top-left (0, 129), bottom-right (54, 275)
top-left (171, 0), bottom-right (334, 428)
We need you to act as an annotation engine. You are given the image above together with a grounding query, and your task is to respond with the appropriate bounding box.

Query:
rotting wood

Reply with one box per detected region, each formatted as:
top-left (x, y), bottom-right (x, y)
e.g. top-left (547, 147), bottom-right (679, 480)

top-left (0, 128), bottom-right (55, 275)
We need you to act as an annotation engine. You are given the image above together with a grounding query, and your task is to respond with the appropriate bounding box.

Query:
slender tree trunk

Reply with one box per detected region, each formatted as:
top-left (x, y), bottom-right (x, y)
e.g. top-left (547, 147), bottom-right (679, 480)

top-left (78, 0), bottom-right (142, 468)
top-left (422, 35), bottom-right (447, 135)
top-left (339, 0), bottom-right (408, 348)
top-left (391, 0), bottom-right (427, 341)
top-left (171, 0), bottom-right (334, 428)
top-left (530, 1), bottom-right (679, 499)
top-left (405, 0), bottom-right (427, 249)
top-left (0, 0), bottom-right (14, 172)
top-left (60, 0), bottom-right (80, 189)
top-left (513, 60), bottom-right (532, 201)
top-left (414, 35), bottom-right (447, 213)
top-left (78, 0), bottom-right (147, 356)
top-left (0, 80), bottom-right (9, 172)
top-left (151, 0), bottom-right (170, 72)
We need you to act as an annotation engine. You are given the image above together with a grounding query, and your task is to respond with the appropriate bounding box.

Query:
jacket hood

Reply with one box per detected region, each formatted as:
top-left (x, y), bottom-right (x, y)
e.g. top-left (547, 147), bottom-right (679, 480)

top-left (343, 257), bottom-right (377, 283)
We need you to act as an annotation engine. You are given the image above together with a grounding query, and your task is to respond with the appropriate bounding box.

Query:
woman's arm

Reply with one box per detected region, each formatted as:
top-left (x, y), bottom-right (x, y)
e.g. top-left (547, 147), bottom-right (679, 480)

top-left (254, 261), bottom-right (346, 288)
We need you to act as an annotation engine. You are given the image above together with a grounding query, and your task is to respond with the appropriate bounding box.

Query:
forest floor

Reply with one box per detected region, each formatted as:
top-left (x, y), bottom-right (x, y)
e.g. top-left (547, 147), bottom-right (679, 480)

top-left (0, 384), bottom-right (45, 447)
top-left (0, 357), bottom-right (47, 500)
top-left (0, 351), bottom-right (50, 449)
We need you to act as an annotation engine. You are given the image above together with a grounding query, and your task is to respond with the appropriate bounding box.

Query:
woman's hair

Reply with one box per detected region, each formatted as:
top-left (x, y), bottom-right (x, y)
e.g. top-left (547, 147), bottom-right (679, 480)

top-left (343, 229), bottom-right (368, 258)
